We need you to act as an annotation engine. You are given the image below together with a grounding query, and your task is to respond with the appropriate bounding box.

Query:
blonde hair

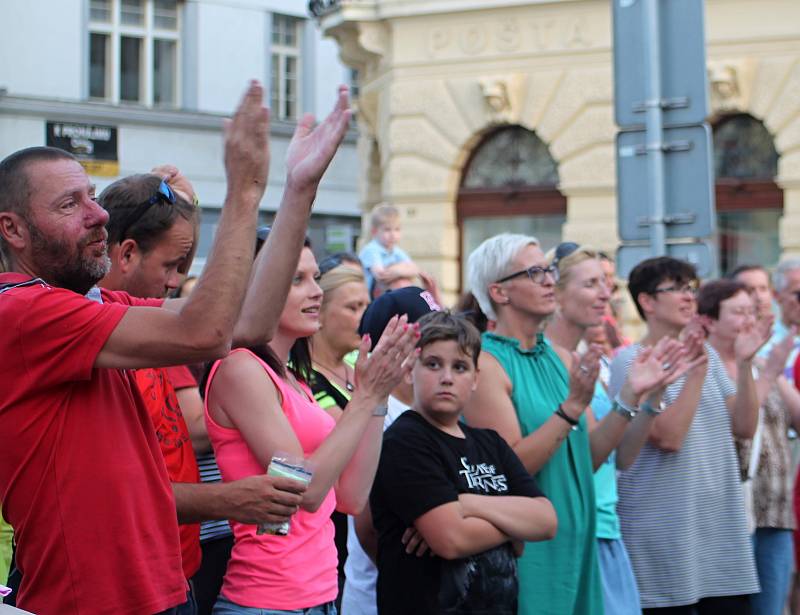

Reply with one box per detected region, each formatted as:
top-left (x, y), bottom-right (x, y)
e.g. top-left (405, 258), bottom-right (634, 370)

top-left (319, 264), bottom-right (367, 298)
top-left (546, 246), bottom-right (599, 290)
top-left (370, 203), bottom-right (400, 230)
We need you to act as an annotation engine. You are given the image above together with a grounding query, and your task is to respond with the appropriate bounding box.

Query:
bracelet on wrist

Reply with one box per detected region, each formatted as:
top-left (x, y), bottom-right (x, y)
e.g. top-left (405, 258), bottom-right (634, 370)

top-left (641, 397), bottom-right (666, 416)
top-left (612, 394), bottom-right (638, 421)
top-left (555, 405), bottom-right (579, 430)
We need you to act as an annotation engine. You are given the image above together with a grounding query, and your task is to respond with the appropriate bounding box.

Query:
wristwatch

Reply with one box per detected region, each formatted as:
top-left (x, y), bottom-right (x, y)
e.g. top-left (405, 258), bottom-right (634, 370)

top-left (642, 397), bottom-right (666, 416)
top-left (612, 394), bottom-right (638, 421)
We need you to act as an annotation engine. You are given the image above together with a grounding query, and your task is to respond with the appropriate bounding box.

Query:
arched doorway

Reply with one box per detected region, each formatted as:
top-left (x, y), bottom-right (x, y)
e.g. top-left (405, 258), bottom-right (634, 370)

top-left (457, 126), bottom-right (566, 288)
top-left (713, 114), bottom-right (782, 274)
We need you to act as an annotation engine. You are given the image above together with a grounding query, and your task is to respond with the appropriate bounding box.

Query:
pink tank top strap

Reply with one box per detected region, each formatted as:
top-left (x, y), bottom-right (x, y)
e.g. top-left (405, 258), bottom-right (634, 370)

top-left (205, 347), bottom-right (291, 404)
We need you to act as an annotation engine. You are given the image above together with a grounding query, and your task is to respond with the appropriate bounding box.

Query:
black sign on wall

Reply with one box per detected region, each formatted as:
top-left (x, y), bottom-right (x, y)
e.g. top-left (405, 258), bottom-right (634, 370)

top-left (46, 121), bottom-right (119, 176)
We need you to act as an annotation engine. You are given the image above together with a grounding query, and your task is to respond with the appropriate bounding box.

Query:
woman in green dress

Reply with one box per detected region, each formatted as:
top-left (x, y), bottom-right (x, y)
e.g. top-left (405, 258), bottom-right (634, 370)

top-left (462, 233), bottom-right (606, 615)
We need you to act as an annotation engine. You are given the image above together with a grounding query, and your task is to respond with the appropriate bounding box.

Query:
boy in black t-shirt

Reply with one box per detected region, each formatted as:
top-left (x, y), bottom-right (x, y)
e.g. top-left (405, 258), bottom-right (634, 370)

top-left (369, 311), bottom-right (557, 615)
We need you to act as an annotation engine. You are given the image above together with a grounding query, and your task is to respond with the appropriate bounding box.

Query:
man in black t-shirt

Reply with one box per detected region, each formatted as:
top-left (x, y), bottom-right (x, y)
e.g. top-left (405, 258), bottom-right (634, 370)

top-left (370, 311), bottom-right (557, 614)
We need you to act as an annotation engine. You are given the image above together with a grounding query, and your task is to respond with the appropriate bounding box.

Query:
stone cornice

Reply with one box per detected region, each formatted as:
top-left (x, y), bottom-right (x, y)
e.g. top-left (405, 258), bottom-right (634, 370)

top-left (316, 0), bottom-right (583, 24)
top-left (0, 94), bottom-right (357, 142)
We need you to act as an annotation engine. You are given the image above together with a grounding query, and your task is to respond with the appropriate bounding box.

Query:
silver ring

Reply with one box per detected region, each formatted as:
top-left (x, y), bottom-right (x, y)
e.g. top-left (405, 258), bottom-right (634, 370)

top-left (579, 365), bottom-right (590, 374)
top-left (662, 362), bottom-right (672, 370)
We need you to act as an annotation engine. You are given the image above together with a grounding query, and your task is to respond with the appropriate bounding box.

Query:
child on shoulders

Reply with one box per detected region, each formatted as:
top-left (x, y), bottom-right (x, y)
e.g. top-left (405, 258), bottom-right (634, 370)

top-left (359, 204), bottom-right (420, 299)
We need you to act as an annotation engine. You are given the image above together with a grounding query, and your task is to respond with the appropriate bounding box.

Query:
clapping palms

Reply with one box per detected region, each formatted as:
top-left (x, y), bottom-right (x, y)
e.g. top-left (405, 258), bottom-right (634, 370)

top-left (627, 334), bottom-right (708, 402)
top-left (734, 314), bottom-right (774, 363)
top-left (285, 85), bottom-right (352, 191)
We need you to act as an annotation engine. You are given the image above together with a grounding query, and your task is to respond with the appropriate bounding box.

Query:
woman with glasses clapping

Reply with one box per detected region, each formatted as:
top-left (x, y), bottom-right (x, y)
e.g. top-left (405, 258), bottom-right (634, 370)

top-left (462, 235), bottom-right (687, 615)
top-left (462, 233), bottom-right (603, 615)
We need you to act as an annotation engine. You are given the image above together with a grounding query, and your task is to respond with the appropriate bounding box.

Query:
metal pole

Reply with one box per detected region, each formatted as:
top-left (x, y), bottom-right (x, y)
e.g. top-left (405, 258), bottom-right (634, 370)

top-left (643, 0), bottom-right (666, 256)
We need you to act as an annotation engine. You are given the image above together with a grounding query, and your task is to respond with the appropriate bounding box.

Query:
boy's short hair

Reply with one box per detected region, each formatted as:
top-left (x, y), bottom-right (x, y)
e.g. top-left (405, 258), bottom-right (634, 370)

top-left (627, 256), bottom-right (698, 320)
top-left (697, 279), bottom-right (748, 320)
top-left (370, 203), bottom-right (400, 230)
top-left (416, 310), bottom-right (482, 367)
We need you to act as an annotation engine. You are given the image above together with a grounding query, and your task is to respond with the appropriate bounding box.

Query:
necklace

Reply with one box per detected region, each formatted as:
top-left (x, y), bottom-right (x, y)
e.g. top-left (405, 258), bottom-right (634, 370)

top-left (315, 360), bottom-right (354, 392)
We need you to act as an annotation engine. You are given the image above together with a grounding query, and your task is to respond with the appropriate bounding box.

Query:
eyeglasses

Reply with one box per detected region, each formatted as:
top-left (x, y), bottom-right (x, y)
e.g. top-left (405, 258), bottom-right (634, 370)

top-left (652, 282), bottom-right (699, 296)
top-left (318, 252), bottom-right (360, 276)
top-left (116, 179), bottom-right (177, 240)
top-left (496, 265), bottom-right (559, 285)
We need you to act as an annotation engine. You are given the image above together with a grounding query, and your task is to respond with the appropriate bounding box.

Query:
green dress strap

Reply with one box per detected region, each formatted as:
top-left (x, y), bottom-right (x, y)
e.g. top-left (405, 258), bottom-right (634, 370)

top-left (482, 332), bottom-right (604, 615)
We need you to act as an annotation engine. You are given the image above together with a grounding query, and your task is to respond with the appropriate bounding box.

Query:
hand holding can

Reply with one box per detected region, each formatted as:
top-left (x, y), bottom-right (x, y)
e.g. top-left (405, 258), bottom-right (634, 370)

top-left (257, 453), bottom-right (313, 536)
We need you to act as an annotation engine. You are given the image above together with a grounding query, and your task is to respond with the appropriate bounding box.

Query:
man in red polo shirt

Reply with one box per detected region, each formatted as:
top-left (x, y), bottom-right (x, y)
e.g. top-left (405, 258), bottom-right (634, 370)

top-left (0, 82), bottom-right (352, 615)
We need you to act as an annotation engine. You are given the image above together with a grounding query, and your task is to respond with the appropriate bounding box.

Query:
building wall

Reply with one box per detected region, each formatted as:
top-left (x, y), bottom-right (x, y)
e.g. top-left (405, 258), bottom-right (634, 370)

top-left (320, 0), bottom-right (800, 304)
top-left (0, 0), bottom-right (362, 272)
top-left (0, 0), bottom-right (85, 100)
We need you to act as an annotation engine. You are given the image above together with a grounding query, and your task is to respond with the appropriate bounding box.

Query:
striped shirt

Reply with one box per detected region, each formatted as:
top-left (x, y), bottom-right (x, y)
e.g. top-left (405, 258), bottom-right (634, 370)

top-left (609, 343), bottom-right (759, 608)
top-left (196, 451), bottom-right (233, 542)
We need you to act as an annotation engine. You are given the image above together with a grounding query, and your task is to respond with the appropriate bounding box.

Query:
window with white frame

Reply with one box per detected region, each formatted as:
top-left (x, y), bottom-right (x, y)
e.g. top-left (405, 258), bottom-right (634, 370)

top-left (270, 14), bottom-right (302, 121)
top-left (89, 0), bottom-right (180, 107)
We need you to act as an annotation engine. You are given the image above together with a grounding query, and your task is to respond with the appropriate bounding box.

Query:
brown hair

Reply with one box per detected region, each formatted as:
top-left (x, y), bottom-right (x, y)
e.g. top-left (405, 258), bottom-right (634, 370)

top-left (697, 279), bottom-right (748, 320)
top-left (454, 291), bottom-right (489, 333)
top-left (99, 173), bottom-right (198, 256)
top-left (416, 310), bottom-right (482, 366)
top-left (628, 256), bottom-right (698, 320)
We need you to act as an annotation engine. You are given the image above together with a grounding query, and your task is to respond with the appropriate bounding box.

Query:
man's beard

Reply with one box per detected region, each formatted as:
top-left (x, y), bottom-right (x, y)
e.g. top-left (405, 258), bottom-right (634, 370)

top-left (27, 220), bottom-right (111, 295)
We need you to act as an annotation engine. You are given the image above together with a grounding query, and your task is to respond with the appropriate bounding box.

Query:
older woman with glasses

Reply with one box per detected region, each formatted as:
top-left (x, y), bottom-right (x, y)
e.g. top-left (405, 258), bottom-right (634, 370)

top-left (463, 234), bottom-right (683, 615)
top-left (462, 233), bottom-right (602, 615)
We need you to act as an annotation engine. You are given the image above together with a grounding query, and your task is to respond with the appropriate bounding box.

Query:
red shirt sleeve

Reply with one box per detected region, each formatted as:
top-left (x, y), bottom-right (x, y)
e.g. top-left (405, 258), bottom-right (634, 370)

top-left (101, 288), bottom-right (165, 308)
top-left (165, 364), bottom-right (198, 390)
top-left (13, 286), bottom-right (129, 387)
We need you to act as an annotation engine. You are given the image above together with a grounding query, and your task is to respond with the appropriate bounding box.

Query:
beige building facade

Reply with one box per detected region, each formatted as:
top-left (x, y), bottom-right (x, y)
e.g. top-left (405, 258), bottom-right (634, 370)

top-left (316, 0), bottom-right (800, 300)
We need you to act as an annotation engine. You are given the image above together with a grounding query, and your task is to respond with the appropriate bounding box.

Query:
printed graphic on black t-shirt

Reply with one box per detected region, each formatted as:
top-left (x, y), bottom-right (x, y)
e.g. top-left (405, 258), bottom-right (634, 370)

top-left (370, 410), bottom-right (543, 615)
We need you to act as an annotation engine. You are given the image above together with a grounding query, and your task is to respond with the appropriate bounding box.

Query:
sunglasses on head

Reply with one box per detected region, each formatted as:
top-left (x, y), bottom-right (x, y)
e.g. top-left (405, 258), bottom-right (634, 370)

top-left (117, 179), bottom-right (177, 240)
top-left (551, 241), bottom-right (580, 270)
top-left (148, 180), bottom-right (175, 207)
top-left (318, 252), bottom-right (360, 276)
top-left (256, 225), bottom-right (271, 243)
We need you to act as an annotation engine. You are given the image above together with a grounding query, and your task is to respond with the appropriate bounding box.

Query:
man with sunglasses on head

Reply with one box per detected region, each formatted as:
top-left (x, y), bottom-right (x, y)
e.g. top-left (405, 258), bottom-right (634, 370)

top-left (0, 81), bottom-right (352, 615)
top-left (97, 168), bottom-right (271, 615)
top-left (608, 256), bottom-right (767, 614)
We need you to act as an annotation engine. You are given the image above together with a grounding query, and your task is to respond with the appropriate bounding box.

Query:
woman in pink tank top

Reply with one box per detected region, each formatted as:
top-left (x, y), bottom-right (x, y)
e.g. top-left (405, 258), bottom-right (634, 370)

top-left (205, 238), bottom-right (419, 615)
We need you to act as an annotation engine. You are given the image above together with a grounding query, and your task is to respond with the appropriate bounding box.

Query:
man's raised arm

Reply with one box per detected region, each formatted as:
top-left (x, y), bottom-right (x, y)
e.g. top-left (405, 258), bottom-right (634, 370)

top-left (96, 81), bottom-right (270, 369)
